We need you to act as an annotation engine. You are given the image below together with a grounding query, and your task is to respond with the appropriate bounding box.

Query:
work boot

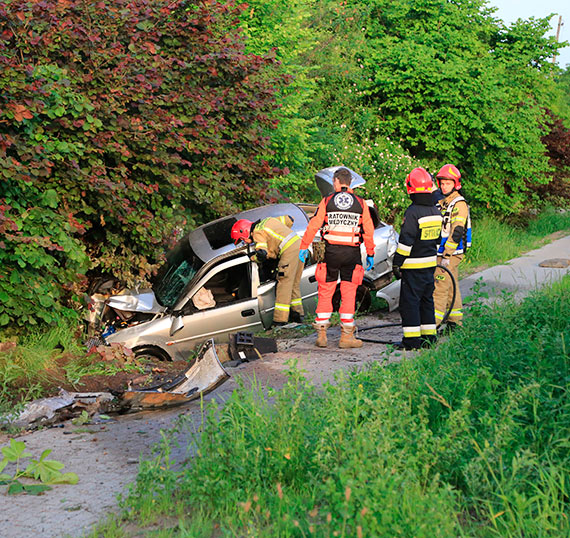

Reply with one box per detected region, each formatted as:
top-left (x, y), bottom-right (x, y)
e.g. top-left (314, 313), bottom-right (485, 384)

top-left (438, 321), bottom-right (459, 336)
top-left (289, 311), bottom-right (305, 323)
top-left (420, 335), bottom-right (437, 348)
top-left (339, 325), bottom-right (363, 349)
top-left (313, 322), bottom-right (329, 348)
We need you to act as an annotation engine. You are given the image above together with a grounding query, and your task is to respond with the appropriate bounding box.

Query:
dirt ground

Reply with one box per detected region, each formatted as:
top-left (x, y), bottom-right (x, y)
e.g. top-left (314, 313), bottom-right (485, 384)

top-left (0, 312), bottom-right (404, 538)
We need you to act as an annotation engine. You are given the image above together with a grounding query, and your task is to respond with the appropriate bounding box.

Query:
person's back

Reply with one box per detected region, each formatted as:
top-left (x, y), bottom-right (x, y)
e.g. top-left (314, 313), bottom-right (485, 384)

top-left (300, 167), bottom-right (375, 348)
top-left (252, 216), bottom-right (297, 260)
top-left (392, 168), bottom-right (442, 350)
top-left (398, 200), bottom-right (442, 268)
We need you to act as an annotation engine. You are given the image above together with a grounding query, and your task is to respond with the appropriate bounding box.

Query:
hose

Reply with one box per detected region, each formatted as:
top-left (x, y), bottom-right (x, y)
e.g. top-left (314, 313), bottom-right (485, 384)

top-left (356, 264), bottom-right (457, 344)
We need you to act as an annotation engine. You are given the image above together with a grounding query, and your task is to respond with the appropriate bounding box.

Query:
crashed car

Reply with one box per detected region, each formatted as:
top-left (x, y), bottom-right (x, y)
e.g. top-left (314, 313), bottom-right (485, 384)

top-left (95, 167), bottom-right (400, 361)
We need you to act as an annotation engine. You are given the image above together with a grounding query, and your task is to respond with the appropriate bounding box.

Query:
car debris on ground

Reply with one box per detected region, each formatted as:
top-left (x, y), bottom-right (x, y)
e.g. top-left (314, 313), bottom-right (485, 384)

top-left (3, 337), bottom-right (279, 429)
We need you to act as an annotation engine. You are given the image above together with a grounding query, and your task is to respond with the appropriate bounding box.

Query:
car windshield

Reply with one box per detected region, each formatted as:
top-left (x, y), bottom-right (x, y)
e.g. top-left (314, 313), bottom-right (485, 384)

top-left (153, 240), bottom-right (204, 308)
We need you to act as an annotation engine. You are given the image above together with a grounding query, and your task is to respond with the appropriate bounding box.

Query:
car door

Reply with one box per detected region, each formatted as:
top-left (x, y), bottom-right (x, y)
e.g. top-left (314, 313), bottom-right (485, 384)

top-left (168, 256), bottom-right (264, 357)
top-left (256, 259), bottom-right (319, 328)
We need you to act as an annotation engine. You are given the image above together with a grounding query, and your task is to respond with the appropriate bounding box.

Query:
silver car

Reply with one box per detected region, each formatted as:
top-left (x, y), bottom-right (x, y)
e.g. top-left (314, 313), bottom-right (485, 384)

top-left (100, 168), bottom-right (399, 361)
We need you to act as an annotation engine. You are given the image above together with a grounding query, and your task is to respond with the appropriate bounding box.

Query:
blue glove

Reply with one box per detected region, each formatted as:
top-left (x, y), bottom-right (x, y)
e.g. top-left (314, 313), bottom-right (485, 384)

top-left (299, 248), bottom-right (309, 263)
top-left (365, 255), bottom-right (374, 271)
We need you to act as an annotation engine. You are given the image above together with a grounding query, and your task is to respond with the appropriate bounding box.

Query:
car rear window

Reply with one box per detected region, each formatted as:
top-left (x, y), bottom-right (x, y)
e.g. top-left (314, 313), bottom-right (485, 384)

top-left (202, 218), bottom-right (237, 250)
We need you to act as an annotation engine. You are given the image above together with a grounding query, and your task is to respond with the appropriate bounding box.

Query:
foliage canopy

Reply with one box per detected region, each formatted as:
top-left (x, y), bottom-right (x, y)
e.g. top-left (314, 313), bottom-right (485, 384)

top-left (0, 0), bottom-right (287, 327)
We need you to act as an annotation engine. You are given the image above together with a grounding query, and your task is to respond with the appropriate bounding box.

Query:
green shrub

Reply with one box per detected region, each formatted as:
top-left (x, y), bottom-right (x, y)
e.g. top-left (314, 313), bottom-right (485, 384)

top-left (0, 0), bottom-right (287, 328)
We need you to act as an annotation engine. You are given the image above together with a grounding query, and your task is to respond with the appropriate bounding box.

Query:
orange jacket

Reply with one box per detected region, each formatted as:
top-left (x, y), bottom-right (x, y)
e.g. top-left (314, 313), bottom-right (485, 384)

top-left (301, 187), bottom-right (375, 256)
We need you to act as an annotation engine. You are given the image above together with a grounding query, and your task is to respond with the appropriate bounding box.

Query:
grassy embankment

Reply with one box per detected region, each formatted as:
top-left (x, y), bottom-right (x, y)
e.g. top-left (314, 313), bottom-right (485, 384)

top-left (0, 324), bottom-right (143, 418)
top-left (101, 274), bottom-right (569, 537)
top-left (0, 207), bottom-right (568, 415)
top-left (461, 207), bottom-right (570, 276)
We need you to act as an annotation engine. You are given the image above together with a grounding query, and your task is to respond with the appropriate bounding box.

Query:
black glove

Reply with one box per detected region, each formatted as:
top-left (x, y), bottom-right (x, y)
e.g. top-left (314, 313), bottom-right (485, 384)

top-left (255, 249), bottom-right (268, 262)
top-left (392, 265), bottom-right (402, 280)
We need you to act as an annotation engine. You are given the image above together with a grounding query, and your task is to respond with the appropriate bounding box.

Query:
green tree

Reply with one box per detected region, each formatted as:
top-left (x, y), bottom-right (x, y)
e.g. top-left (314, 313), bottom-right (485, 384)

top-left (552, 66), bottom-right (570, 127)
top-left (346, 0), bottom-right (561, 212)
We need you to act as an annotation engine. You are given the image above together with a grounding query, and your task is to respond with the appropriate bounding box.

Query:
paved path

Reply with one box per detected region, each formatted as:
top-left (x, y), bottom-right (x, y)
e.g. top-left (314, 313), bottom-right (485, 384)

top-left (459, 234), bottom-right (570, 301)
top-left (1, 235), bottom-right (568, 538)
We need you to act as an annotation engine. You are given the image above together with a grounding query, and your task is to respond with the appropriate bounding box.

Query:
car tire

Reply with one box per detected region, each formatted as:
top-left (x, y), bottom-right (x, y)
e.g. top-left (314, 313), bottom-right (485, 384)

top-left (133, 345), bottom-right (172, 362)
top-left (332, 284), bottom-right (371, 313)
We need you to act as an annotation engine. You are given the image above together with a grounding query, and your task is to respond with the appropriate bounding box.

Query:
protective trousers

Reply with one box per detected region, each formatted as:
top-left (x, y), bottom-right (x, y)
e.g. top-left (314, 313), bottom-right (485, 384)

top-left (315, 247), bottom-right (364, 327)
top-left (400, 267), bottom-right (437, 349)
top-left (273, 243), bottom-right (304, 323)
top-left (433, 255), bottom-right (463, 326)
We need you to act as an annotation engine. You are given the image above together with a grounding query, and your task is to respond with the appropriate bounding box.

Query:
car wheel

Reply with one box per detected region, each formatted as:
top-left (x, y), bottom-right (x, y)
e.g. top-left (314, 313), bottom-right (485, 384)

top-left (332, 284), bottom-right (371, 313)
top-left (133, 345), bottom-right (172, 362)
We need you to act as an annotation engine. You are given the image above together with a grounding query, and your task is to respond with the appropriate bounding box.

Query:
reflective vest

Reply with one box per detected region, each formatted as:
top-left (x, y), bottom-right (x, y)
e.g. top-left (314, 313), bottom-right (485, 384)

top-left (438, 195), bottom-right (472, 256)
top-left (300, 188), bottom-right (376, 254)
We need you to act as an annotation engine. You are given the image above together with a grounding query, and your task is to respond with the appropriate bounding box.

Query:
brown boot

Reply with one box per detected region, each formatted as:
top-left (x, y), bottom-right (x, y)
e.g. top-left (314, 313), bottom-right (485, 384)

top-left (313, 322), bottom-right (329, 348)
top-left (339, 325), bottom-right (363, 348)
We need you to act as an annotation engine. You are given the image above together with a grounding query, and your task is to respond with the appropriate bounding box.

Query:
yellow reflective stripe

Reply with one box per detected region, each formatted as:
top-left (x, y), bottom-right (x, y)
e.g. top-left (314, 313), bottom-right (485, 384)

top-left (445, 240), bottom-right (458, 249)
top-left (280, 234), bottom-right (300, 253)
top-left (401, 256), bottom-right (437, 269)
top-left (264, 227), bottom-right (284, 241)
top-left (418, 216), bottom-right (442, 228)
top-left (434, 310), bottom-right (445, 320)
top-left (256, 242), bottom-right (268, 249)
top-left (291, 298), bottom-right (302, 306)
top-left (421, 326), bottom-right (437, 335)
top-left (396, 242), bottom-right (412, 254)
top-left (274, 303), bottom-right (290, 311)
top-left (451, 216), bottom-right (466, 224)
top-left (403, 327), bottom-right (421, 337)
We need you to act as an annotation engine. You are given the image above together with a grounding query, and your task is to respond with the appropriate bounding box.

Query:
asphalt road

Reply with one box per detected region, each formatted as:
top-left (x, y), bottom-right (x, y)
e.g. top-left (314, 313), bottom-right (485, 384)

top-left (0, 234), bottom-right (568, 538)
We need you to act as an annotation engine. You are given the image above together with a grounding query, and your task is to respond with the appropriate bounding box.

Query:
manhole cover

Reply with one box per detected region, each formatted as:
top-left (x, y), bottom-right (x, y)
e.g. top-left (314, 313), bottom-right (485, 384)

top-left (538, 258), bottom-right (570, 268)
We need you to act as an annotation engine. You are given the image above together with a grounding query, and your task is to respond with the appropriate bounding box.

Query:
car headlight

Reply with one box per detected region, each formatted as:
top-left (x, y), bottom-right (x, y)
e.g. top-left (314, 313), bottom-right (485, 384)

top-left (387, 228), bottom-right (398, 258)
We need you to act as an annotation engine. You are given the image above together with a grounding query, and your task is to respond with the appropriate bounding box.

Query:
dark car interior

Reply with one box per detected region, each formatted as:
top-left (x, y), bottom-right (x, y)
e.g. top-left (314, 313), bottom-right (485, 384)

top-left (185, 260), bottom-right (252, 313)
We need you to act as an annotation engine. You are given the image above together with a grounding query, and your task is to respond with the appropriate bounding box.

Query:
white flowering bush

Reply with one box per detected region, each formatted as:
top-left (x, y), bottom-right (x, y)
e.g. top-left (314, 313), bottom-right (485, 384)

top-left (332, 126), bottom-right (422, 222)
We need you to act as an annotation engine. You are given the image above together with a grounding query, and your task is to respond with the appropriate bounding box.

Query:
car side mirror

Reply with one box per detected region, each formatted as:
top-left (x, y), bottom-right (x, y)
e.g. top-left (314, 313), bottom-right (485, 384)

top-left (170, 315), bottom-right (184, 336)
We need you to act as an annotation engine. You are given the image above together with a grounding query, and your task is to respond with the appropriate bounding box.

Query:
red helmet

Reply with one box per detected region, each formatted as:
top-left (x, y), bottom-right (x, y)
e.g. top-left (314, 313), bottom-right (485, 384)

top-left (436, 164), bottom-right (461, 190)
top-left (231, 219), bottom-right (253, 244)
top-left (405, 167), bottom-right (434, 194)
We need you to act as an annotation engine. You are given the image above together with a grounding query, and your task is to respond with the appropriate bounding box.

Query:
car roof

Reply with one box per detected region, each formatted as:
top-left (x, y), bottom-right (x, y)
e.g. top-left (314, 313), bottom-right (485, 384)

top-left (187, 203), bottom-right (309, 264)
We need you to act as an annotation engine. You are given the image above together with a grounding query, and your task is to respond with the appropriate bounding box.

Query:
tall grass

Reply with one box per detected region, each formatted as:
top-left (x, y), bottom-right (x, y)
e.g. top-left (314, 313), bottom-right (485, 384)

top-left (117, 276), bottom-right (570, 537)
top-left (462, 207), bottom-right (570, 275)
top-left (0, 322), bottom-right (86, 412)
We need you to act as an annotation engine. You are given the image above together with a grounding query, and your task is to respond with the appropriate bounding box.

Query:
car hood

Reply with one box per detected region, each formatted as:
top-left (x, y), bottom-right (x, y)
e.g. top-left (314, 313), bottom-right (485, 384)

top-left (106, 289), bottom-right (166, 314)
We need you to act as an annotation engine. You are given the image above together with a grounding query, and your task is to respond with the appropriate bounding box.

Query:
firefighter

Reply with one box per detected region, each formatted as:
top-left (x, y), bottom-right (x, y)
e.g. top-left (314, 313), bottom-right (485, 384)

top-left (433, 164), bottom-right (471, 330)
top-left (392, 167), bottom-right (443, 350)
top-left (230, 215), bottom-right (304, 326)
top-left (298, 167), bottom-right (375, 348)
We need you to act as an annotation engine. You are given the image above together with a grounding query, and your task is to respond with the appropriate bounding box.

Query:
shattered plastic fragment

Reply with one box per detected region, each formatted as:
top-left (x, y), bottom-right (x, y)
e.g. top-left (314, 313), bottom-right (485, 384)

top-left (120, 339), bottom-right (229, 409)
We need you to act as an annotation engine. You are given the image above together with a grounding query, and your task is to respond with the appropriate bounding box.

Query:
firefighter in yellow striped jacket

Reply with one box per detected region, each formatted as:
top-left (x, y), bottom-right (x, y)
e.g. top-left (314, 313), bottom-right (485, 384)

top-left (433, 164), bottom-right (471, 330)
top-left (231, 215), bottom-right (304, 326)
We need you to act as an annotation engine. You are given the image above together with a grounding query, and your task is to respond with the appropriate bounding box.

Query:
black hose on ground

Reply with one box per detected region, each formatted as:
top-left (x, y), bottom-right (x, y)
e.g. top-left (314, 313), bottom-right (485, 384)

top-left (356, 264), bottom-right (457, 344)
